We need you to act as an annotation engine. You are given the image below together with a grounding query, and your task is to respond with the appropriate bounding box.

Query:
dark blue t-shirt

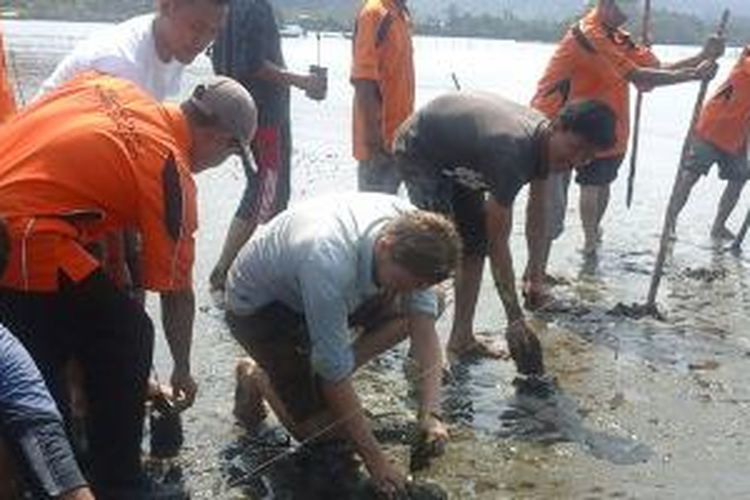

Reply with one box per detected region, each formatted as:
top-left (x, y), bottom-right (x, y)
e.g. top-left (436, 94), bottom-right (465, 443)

top-left (211, 0), bottom-right (290, 126)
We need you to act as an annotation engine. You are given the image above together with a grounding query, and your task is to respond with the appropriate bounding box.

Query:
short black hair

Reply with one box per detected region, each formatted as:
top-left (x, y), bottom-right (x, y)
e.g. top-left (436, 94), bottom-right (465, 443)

top-left (557, 99), bottom-right (617, 150)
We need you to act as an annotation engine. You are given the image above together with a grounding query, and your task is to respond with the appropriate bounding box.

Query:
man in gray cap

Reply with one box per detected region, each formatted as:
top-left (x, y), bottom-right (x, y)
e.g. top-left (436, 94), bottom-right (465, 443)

top-left (0, 71), bottom-right (256, 497)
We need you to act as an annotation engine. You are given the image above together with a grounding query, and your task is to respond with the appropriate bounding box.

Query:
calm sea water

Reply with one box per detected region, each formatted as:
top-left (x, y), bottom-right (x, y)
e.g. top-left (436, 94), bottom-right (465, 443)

top-left (4, 19), bottom-right (750, 499)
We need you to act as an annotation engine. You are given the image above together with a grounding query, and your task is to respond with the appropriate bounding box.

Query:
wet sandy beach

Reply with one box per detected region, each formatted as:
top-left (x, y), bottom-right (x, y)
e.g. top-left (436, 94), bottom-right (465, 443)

top-left (5, 20), bottom-right (750, 499)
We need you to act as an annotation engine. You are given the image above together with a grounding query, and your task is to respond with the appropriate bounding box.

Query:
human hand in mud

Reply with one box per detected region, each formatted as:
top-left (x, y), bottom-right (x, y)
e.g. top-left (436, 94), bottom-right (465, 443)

top-left (170, 368), bottom-right (198, 412)
top-left (505, 319), bottom-right (545, 375)
top-left (368, 455), bottom-right (407, 499)
top-left (410, 413), bottom-right (448, 472)
top-left (521, 279), bottom-right (555, 311)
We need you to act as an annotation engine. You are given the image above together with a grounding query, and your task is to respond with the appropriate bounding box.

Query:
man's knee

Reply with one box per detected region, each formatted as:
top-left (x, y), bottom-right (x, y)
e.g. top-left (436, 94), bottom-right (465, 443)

top-left (676, 169), bottom-right (702, 194)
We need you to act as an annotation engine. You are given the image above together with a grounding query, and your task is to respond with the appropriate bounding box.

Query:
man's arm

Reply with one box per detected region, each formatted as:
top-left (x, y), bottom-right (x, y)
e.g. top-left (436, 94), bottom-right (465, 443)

top-left (297, 257), bottom-right (405, 495)
top-left (353, 79), bottom-right (386, 156)
top-left (321, 377), bottom-right (405, 494)
top-left (160, 289), bottom-right (197, 411)
top-left (250, 60), bottom-right (325, 96)
top-left (525, 178), bottom-right (549, 290)
top-left (485, 198), bottom-right (523, 322)
top-left (408, 314), bottom-right (443, 416)
top-left (408, 313), bottom-right (448, 446)
top-left (627, 59), bottom-right (717, 89)
top-left (659, 35), bottom-right (725, 70)
top-left (486, 198), bottom-right (545, 374)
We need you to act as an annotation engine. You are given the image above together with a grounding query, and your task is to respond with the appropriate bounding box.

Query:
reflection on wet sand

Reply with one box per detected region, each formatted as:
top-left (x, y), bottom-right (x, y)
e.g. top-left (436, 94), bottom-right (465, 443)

top-left (498, 377), bottom-right (652, 465)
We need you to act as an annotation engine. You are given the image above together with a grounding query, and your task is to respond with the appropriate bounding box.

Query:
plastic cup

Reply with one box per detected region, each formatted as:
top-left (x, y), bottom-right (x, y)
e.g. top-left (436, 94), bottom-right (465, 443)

top-left (306, 65), bottom-right (328, 101)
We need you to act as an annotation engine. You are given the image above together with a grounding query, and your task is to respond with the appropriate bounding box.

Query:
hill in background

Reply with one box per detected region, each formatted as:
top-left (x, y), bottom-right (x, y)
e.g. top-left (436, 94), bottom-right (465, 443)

top-left (3, 1), bottom-right (749, 45)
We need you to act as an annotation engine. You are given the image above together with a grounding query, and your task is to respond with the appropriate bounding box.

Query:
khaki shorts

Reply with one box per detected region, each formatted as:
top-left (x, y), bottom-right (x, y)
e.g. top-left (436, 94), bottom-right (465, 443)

top-left (227, 296), bottom-right (404, 422)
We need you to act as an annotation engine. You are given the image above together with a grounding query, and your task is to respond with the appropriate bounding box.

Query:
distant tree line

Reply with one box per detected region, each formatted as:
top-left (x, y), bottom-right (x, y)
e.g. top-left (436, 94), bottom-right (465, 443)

top-left (416, 5), bottom-right (750, 46)
top-left (1, 0), bottom-right (152, 22)
top-left (2, 0), bottom-right (749, 46)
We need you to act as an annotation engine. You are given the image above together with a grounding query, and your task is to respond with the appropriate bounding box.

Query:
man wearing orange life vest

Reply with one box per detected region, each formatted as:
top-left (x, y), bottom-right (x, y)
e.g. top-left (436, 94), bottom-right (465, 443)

top-left (0, 72), bottom-right (257, 496)
top-left (0, 22), bottom-right (17, 123)
top-left (662, 46), bottom-right (750, 240)
top-left (351, 0), bottom-right (414, 193)
top-left (524, 0), bottom-right (723, 305)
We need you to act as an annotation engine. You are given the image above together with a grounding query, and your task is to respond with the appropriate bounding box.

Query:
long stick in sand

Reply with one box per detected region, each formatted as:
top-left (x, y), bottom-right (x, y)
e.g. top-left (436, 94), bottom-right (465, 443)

top-left (646, 9), bottom-right (730, 308)
top-left (625, 0), bottom-right (652, 209)
top-left (451, 72), bottom-right (461, 91)
top-left (731, 208), bottom-right (750, 251)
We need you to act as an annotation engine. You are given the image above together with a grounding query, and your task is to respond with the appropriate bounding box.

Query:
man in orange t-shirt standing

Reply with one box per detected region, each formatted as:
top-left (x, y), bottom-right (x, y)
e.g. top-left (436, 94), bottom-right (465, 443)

top-left (524, 0), bottom-right (722, 305)
top-left (0, 22), bottom-right (17, 123)
top-left (0, 73), bottom-right (257, 496)
top-left (663, 46), bottom-right (750, 240)
top-left (351, 0), bottom-right (414, 193)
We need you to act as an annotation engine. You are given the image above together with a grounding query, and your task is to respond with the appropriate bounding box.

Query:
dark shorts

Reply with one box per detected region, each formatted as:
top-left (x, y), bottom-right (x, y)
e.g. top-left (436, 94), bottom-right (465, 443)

top-left (0, 270), bottom-right (153, 490)
top-left (575, 155), bottom-right (625, 186)
top-left (227, 296), bottom-right (404, 423)
top-left (395, 153), bottom-right (488, 256)
top-left (681, 138), bottom-right (750, 181)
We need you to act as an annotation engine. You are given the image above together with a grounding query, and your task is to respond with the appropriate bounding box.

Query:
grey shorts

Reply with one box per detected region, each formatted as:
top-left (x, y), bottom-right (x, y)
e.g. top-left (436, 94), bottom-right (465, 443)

top-left (682, 138), bottom-right (750, 181)
top-left (575, 155), bottom-right (625, 186)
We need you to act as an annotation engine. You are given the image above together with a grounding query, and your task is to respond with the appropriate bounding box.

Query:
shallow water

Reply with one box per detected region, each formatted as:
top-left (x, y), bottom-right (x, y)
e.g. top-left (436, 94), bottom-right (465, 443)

top-left (5, 20), bottom-right (750, 499)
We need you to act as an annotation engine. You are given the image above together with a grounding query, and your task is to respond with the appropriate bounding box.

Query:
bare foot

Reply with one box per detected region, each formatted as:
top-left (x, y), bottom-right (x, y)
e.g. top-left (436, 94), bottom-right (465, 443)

top-left (234, 358), bottom-right (268, 430)
top-left (710, 226), bottom-right (735, 240)
top-left (522, 285), bottom-right (556, 311)
top-left (447, 334), bottom-right (510, 364)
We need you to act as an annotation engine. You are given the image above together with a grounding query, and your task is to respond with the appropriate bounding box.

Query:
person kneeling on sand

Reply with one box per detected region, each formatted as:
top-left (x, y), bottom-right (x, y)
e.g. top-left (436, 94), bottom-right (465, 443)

top-left (225, 193), bottom-right (460, 499)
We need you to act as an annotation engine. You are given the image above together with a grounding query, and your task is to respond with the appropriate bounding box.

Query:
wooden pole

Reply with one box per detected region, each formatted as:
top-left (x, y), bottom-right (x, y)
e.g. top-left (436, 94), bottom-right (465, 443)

top-left (646, 9), bottom-right (730, 307)
top-left (731, 208), bottom-right (750, 251)
top-left (451, 72), bottom-right (461, 91)
top-left (625, 0), bottom-right (652, 209)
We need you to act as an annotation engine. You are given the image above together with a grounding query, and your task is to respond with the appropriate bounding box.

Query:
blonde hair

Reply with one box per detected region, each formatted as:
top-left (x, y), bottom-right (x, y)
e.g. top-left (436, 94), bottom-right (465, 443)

top-left (382, 210), bottom-right (461, 283)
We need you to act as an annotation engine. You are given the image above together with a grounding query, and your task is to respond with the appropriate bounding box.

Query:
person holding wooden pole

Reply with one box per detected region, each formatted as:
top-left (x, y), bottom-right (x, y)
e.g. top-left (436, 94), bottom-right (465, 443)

top-left (646, 10), bottom-right (731, 309)
top-left (524, 0), bottom-right (723, 307)
top-left (660, 45), bottom-right (750, 243)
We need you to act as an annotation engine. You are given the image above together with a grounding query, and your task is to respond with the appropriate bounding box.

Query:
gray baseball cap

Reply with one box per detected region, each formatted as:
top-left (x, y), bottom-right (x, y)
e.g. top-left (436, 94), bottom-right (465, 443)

top-left (189, 76), bottom-right (258, 174)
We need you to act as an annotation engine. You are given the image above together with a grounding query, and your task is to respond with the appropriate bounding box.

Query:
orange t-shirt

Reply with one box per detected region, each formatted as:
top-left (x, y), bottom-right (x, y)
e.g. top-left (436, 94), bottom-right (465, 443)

top-left (695, 48), bottom-right (750, 156)
top-left (350, 0), bottom-right (414, 161)
top-left (0, 23), bottom-right (17, 123)
top-left (531, 7), bottom-right (659, 157)
top-left (0, 72), bottom-right (196, 292)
